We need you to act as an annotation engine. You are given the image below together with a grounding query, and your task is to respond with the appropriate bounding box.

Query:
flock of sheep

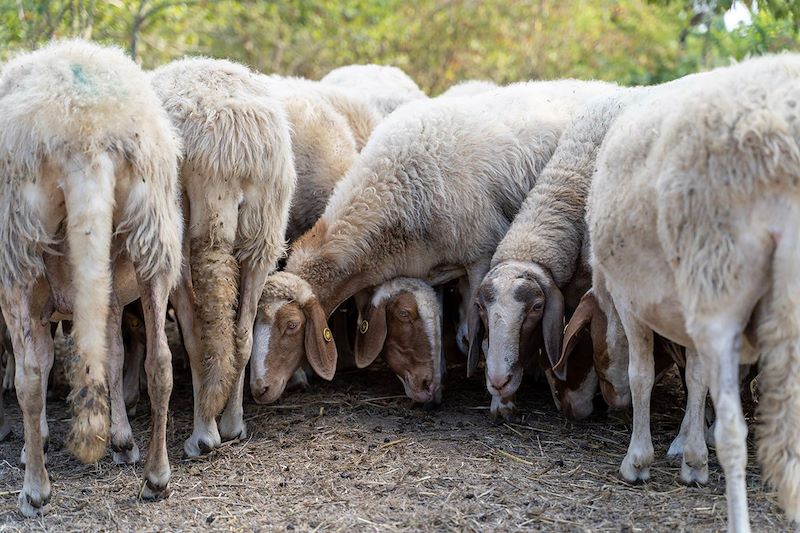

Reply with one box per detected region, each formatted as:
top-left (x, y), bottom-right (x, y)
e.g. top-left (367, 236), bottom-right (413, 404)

top-left (0, 39), bottom-right (797, 532)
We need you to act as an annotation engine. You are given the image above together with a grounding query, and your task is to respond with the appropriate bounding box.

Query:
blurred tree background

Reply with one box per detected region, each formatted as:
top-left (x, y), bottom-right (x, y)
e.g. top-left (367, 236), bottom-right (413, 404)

top-left (0, 0), bottom-right (797, 93)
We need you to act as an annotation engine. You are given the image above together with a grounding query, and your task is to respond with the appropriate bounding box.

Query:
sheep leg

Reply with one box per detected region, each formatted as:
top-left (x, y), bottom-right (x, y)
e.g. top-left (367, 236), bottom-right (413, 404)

top-left (122, 303), bottom-right (146, 417)
top-left (19, 314), bottom-right (53, 468)
top-left (107, 298), bottom-right (140, 465)
top-left (3, 351), bottom-right (13, 392)
top-left (693, 319), bottom-right (750, 533)
top-left (219, 258), bottom-right (268, 441)
top-left (617, 307), bottom-right (655, 483)
top-left (171, 265), bottom-right (221, 457)
top-left (667, 349), bottom-right (709, 485)
top-left (2, 287), bottom-right (51, 517)
top-left (123, 335), bottom-right (144, 417)
top-left (137, 272), bottom-right (173, 500)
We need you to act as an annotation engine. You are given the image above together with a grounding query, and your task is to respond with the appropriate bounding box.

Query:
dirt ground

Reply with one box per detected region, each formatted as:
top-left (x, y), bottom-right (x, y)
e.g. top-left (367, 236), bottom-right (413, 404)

top-left (0, 336), bottom-right (791, 532)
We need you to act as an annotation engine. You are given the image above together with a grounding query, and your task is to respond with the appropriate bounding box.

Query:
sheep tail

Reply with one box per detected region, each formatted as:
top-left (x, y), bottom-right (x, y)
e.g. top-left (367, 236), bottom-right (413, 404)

top-left (756, 222), bottom-right (800, 522)
top-left (191, 221), bottom-right (240, 420)
top-left (62, 153), bottom-right (115, 464)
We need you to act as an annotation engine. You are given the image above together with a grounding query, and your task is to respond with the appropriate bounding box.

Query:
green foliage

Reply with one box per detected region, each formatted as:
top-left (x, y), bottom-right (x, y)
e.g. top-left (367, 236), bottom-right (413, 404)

top-left (0, 0), bottom-right (797, 93)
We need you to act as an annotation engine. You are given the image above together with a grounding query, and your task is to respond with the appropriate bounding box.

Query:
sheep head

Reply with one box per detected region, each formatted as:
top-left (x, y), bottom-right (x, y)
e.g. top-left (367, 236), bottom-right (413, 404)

top-left (469, 260), bottom-right (564, 420)
top-left (250, 272), bottom-right (337, 404)
top-left (355, 278), bottom-right (444, 406)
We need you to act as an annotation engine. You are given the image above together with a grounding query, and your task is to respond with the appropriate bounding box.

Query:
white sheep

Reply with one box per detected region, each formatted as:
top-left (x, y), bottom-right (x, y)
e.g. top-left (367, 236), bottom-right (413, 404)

top-left (467, 87), bottom-right (626, 420)
top-left (245, 76), bottom-right (448, 406)
top-left (0, 40), bottom-right (183, 516)
top-left (588, 54), bottom-right (800, 531)
top-left (251, 79), bottom-right (616, 401)
top-left (150, 58), bottom-right (296, 458)
top-left (320, 63), bottom-right (427, 116)
top-left (438, 80), bottom-right (498, 98)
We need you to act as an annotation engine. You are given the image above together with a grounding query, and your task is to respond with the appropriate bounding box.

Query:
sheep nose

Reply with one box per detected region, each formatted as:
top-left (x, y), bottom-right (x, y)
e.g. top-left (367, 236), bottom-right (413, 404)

top-left (251, 382), bottom-right (270, 404)
top-left (488, 373), bottom-right (513, 393)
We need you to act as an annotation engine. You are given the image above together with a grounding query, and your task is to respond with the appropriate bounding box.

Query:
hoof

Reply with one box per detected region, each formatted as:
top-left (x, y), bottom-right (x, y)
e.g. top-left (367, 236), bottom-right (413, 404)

top-left (183, 434), bottom-right (221, 458)
top-left (620, 451), bottom-right (653, 483)
top-left (219, 419), bottom-right (247, 443)
top-left (667, 434), bottom-right (685, 458)
top-left (18, 488), bottom-right (50, 518)
top-left (139, 478), bottom-right (171, 501)
top-left (680, 459), bottom-right (709, 486)
top-left (126, 404), bottom-right (137, 418)
top-left (112, 442), bottom-right (141, 465)
top-left (0, 421), bottom-right (10, 442)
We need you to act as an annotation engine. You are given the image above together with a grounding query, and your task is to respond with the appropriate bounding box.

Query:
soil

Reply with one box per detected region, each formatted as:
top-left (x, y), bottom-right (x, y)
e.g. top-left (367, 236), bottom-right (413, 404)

top-left (0, 337), bottom-right (790, 532)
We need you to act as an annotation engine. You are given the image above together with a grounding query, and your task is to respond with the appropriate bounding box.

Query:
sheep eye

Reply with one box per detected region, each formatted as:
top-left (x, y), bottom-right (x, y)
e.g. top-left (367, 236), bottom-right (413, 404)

top-left (398, 309), bottom-right (410, 318)
top-left (531, 301), bottom-right (544, 312)
top-left (286, 321), bottom-right (298, 330)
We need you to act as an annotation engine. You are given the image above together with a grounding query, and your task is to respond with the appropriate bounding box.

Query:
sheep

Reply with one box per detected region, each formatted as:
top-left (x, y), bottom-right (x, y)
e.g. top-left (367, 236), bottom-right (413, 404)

top-left (438, 80), bottom-right (498, 98)
top-left (264, 74), bottom-right (381, 153)
top-left (0, 40), bottom-right (183, 517)
top-left (353, 277), bottom-right (446, 404)
top-left (587, 54), bottom-right (800, 531)
top-left (150, 58), bottom-right (296, 458)
top-left (246, 76), bottom-right (447, 406)
top-left (250, 79), bottom-right (616, 404)
top-left (320, 63), bottom-right (427, 117)
top-left (467, 86), bottom-right (634, 420)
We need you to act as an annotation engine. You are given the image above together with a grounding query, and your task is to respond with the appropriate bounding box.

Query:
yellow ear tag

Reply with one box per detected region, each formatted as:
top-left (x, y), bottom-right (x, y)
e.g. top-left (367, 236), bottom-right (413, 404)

top-left (359, 320), bottom-right (369, 334)
top-left (323, 328), bottom-right (333, 342)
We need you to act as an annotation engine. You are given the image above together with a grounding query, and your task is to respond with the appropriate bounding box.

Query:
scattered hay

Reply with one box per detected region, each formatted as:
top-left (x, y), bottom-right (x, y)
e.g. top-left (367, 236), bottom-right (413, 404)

top-left (0, 328), bottom-right (787, 532)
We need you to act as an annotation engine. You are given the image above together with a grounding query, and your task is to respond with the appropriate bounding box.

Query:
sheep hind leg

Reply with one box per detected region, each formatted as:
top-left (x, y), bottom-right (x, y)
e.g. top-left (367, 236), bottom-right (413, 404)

top-left (219, 258), bottom-right (269, 441)
top-left (108, 298), bottom-right (140, 465)
top-left (137, 272), bottom-right (173, 500)
top-left (693, 317), bottom-right (750, 533)
top-left (666, 349), bottom-right (708, 485)
top-left (2, 287), bottom-right (51, 517)
top-left (171, 268), bottom-right (220, 457)
top-left (616, 306), bottom-right (655, 483)
top-left (19, 312), bottom-right (53, 467)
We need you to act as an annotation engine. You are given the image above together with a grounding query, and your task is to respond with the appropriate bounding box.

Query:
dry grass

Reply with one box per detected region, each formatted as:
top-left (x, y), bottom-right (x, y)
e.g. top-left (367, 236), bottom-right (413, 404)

top-left (0, 336), bottom-right (791, 532)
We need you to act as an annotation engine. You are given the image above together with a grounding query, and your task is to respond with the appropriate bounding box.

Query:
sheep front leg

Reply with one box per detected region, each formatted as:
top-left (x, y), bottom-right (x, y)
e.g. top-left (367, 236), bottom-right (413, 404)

top-left (693, 318), bottom-right (750, 533)
top-left (107, 298), bottom-right (140, 465)
top-left (667, 349), bottom-right (708, 485)
top-left (219, 258), bottom-right (268, 441)
top-left (171, 268), bottom-right (221, 457)
top-left (2, 288), bottom-right (51, 517)
top-left (137, 272), bottom-right (173, 500)
top-left (617, 306), bottom-right (655, 483)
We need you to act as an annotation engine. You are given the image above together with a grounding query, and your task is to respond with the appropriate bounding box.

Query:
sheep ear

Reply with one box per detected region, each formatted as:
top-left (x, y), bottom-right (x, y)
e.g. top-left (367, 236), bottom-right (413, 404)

top-left (534, 269), bottom-right (565, 372)
top-left (303, 298), bottom-right (338, 381)
top-left (552, 291), bottom-right (594, 381)
top-left (466, 302), bottom-right (485, 377)
top-left (354, 299), bottom-right (388, 368)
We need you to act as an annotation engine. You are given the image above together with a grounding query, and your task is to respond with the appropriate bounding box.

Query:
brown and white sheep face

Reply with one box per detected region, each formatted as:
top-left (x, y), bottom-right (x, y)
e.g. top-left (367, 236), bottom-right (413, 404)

top-left (251, 272), bottom-right (337, 404)
top-left (354, 279), bottom-right (443, 405)
top-left (550, 290), bottom-right (608, 419)
top-left (469, 261), bottom-right (564, 418)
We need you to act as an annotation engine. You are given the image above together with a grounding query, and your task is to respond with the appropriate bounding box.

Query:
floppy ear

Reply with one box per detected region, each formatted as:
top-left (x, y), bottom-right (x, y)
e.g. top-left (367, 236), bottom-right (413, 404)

top-left (552, 292), bottom-right (594, 381)
top-left (303, 297), bottom-right (338, 380)
top-left (466, 302), bottom-right (485, 377)
top-left (535, 269), bottom-right (565, 372)
top-left (354, 298), bottom-right (388, 368)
